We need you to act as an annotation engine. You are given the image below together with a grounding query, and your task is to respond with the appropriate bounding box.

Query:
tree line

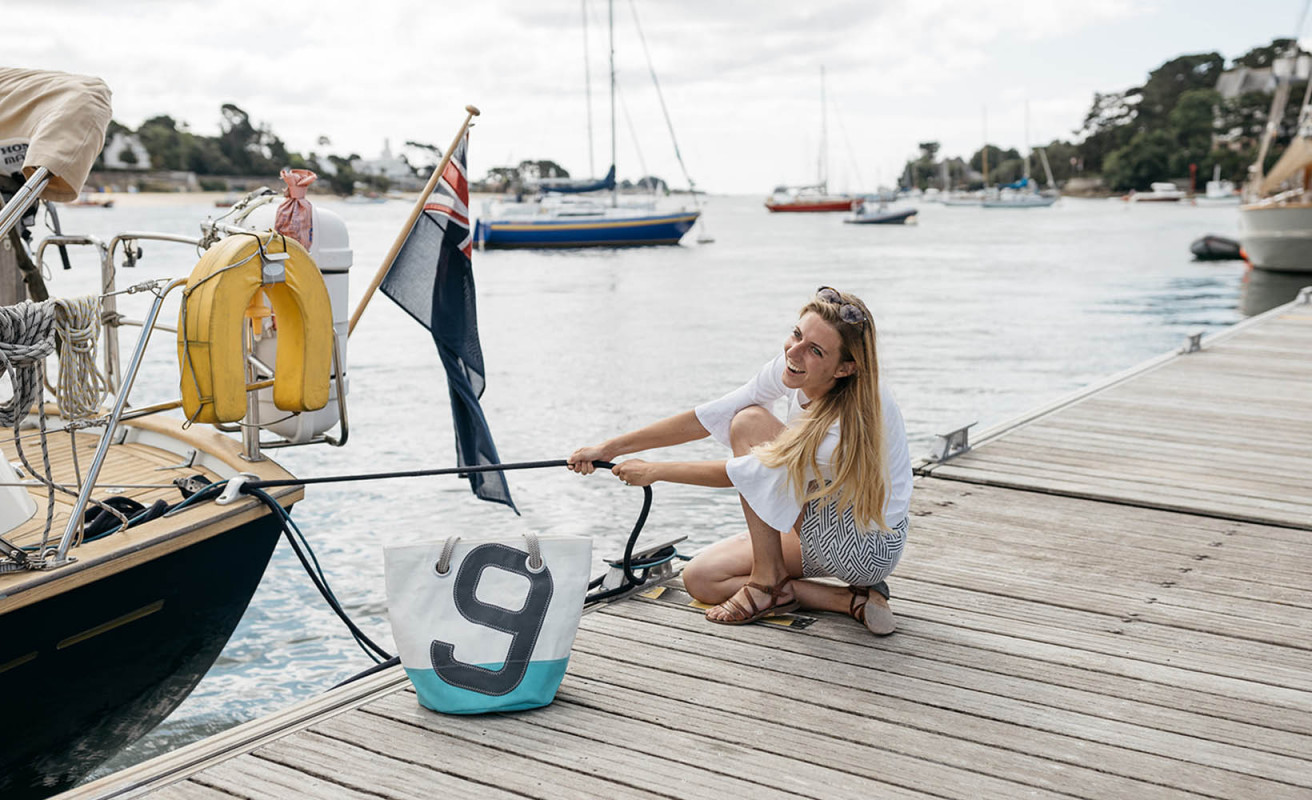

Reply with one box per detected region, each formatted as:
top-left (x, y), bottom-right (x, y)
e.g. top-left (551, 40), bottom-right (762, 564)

top-left (98, 106), bottom-right (668, 195)
top-left (903, 38), bottom-right (1307, 193)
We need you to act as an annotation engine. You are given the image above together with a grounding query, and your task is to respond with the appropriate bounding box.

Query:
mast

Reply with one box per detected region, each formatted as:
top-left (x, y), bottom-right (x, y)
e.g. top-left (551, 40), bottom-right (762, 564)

top-left (982, 105), bottom-right (989, 187)
top-left (582, 0), bottom-right (595, 177)
top-left (819, 66), bottom-right (830, 193)
top-left (609, 0), bottom-right (617, 207)
top-left (1023, 101), bottom-right (1031, 183)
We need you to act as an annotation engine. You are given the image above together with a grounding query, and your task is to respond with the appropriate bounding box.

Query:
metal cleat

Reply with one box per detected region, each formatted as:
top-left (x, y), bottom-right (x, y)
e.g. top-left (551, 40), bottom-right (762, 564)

top-left (1180, 330), bottom-right (1204, 354)
top-left (928, 422), bottom-right (976, 462)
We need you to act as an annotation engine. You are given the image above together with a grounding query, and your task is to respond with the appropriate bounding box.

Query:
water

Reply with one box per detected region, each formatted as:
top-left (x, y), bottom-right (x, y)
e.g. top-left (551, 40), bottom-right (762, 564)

top-left (35, 194), bottom-right (1284, 778)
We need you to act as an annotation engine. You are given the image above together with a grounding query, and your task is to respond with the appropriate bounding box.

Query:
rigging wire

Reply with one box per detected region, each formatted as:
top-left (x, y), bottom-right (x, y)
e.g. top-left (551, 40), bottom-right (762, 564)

top-left (626, 0), bottom-right (713, 240)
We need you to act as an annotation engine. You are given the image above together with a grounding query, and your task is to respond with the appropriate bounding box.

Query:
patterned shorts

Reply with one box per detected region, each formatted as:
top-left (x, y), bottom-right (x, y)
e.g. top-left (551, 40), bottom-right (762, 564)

top-left (799, 496), bottom-right (907, 587)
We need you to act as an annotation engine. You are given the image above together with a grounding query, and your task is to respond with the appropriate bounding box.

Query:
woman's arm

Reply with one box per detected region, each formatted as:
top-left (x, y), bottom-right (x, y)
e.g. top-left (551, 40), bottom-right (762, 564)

top-left (567, 410), bottom-right (709, 474)
top-left (612, 459), bottom-right (731, 488)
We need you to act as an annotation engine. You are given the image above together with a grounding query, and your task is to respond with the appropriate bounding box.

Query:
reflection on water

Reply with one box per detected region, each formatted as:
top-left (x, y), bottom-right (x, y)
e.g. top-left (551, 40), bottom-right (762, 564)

top-left (1240, 266), bottom-right (1312, 316)
top-left (41, 194), bottom-right (1271, 781)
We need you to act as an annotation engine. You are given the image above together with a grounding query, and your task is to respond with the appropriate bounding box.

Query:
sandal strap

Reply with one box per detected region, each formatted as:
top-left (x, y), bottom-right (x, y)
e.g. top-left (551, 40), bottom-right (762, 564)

top-left (715, 587), bottom-right (763, 623)
top-left (848, 585), bottom-right (868, 624)
top-left (714, 578), bottom-right (793, 622)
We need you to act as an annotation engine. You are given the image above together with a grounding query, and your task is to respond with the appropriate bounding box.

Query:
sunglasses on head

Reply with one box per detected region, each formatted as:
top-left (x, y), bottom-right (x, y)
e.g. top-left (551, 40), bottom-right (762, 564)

top-left (816, 286), bottom-right (867, 327)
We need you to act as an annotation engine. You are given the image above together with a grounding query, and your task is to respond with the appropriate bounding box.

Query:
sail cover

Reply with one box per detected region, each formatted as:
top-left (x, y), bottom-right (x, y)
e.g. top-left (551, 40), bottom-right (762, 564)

top-left (1259, 135), bottom-right (1312, 197)
top-left (0, 68), bottom-right (112, 202)
top-left (538, 165), bottom-right (616, 194)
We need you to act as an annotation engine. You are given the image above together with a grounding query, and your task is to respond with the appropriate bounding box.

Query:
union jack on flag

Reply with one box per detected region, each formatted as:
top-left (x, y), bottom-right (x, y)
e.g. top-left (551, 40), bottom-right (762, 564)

top-left (422, 131), bottom-right (473, 257)
top-left (380, 128), bottom-right (516, 511)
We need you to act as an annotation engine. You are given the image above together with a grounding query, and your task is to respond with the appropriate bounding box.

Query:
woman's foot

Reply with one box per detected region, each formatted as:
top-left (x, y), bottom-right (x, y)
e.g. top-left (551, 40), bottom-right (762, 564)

top-left (705, 577), bottom-right (798, 625)
top-left (849, 584), bottom-right (896, 636)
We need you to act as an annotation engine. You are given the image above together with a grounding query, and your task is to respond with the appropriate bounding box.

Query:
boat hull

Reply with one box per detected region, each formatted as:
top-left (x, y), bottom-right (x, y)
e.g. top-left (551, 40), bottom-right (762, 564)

top-left (981, 196), bottom-right (1057, 208)
top-left (765, 198), bottom-right (858, 213)
top-left (474, 211), bottom-right (699, 249)
top-left (844, 208), bottom-right (917, 225)
top-left (1238, 204), bottom-right (1312, 273)
top-left (0, 511), bottom-right (284, 799)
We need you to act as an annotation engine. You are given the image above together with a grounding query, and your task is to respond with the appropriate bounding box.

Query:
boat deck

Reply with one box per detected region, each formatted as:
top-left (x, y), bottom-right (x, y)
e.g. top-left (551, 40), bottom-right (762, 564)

top-left (65, 293), bottom-right (1312, 799)
top-left (0, 415), bottom-right (299, 616)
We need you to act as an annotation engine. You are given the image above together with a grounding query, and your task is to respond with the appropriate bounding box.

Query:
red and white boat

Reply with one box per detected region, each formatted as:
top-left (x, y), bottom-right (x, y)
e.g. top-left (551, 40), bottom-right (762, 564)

top-left (765, 184), bottom-right (861, 213)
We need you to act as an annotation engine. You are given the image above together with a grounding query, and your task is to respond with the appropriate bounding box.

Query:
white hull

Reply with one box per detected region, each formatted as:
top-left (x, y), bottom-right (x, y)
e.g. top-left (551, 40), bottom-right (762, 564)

top-left (1238, 204), bottom-right (1312, 273)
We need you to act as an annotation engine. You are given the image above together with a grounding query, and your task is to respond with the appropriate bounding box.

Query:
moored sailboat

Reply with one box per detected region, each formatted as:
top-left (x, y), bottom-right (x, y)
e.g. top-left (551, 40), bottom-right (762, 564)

top-left (766, 67), bottom-right (861, 213)
top-left (0, 68), bottom-right (352, 798)
top-left (1238, 50), bottom-right (1312, 272)
top-left (475, 0), bottom-right (700, 248)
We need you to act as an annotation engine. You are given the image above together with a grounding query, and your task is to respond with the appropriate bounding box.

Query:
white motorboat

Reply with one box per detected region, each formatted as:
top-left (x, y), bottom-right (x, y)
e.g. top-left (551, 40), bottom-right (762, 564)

top-left (1125, 182), bottom-right (1187, 202)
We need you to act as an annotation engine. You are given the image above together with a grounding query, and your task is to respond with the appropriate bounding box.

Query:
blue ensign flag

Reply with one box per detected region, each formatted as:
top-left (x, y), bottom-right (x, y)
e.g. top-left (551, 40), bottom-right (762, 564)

top-left (380, 130), bottom-right (516, 511)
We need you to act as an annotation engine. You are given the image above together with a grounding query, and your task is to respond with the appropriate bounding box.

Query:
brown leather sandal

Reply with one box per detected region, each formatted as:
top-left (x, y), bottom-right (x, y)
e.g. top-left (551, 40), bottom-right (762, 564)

top-left (705, 577), bottom-right (799, 625)
top-left (849, 585), bottom-right (896, 636)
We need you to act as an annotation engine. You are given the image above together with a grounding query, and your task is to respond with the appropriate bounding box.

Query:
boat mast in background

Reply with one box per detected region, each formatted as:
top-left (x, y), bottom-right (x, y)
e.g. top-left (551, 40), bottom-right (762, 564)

top-left (608, 0), bottom-right (617, 208)
top-left (582, 0), bottom-right (595, 178)
top-left (820, 65), bottom-right (830, 194)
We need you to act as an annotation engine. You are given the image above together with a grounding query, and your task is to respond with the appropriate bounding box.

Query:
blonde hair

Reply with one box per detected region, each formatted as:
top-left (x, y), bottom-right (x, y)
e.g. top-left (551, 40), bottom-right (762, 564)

top-left (755, 290), bottom-right (889, 530)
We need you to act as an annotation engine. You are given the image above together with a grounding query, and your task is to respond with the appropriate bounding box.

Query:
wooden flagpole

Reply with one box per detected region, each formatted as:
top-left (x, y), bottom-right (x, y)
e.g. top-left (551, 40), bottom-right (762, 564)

top-left (348, 104), bottom-right (480, 336)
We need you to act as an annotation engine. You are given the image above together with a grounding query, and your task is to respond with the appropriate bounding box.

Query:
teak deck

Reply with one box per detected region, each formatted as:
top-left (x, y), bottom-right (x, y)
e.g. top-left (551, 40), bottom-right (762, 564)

top-left (65, 294), bottom-right (1312, 799)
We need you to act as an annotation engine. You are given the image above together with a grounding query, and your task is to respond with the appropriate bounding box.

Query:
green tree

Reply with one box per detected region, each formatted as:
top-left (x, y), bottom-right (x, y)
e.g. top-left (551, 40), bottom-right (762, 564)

top-left (1103, 129), bottom-right (1175, 191)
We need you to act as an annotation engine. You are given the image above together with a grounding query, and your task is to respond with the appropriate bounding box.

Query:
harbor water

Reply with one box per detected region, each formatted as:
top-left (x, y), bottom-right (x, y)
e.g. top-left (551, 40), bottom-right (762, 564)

top-left (36, 193), bottom-right (1293, 779)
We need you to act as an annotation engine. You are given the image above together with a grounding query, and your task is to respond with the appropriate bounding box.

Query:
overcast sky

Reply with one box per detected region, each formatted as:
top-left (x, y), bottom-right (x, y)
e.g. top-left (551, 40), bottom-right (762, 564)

top-left (13, 0), bottom-right (1309, 193)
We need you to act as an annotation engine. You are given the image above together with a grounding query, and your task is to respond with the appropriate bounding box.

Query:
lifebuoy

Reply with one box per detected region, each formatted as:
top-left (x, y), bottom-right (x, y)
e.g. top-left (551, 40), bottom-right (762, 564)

top-left (178, 233), bottom-right (333, 424)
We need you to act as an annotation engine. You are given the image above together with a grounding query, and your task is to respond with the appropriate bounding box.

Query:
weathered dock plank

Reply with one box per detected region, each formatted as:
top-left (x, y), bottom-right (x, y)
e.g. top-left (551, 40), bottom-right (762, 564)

top-left (60, 295), bottom-right (1312, 800)
top-left (921, 303), bottom-right (1312, 530)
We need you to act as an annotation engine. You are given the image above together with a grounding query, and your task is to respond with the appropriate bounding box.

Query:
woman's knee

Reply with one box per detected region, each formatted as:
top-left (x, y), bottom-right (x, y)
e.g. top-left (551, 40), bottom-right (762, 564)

top-left (729, 405), bottom-right (783, 453)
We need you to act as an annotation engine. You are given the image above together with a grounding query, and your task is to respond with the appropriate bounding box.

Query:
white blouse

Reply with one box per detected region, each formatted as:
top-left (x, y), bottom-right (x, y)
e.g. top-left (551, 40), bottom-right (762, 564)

top-left (694, 353), bottom-right (913, 534)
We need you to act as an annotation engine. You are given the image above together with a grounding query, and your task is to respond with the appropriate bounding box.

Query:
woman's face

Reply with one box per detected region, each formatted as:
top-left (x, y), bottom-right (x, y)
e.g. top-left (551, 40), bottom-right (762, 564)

top-left (782, 311), bottom-right (855, 398)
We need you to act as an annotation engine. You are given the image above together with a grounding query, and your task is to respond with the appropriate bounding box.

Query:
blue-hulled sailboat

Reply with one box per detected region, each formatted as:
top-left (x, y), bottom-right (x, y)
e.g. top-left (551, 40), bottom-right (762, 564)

top-left (474, 0), bottom-right (701, 249)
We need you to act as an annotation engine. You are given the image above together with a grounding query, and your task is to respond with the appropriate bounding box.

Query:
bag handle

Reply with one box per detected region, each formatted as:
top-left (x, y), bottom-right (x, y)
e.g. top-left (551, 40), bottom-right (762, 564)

top-left (435, 531), bottom-right (543, 576)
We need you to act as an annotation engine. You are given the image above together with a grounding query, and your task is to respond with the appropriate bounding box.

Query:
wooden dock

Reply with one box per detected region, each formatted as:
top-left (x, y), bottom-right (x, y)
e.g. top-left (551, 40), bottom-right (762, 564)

top-left (65, 292), bottom-right (1312, 799)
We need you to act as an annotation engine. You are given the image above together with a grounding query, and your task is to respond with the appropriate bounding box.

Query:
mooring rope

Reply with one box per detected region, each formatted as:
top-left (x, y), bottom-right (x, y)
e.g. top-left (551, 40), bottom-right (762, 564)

top-left (236, 459), bottom-right (664, 675)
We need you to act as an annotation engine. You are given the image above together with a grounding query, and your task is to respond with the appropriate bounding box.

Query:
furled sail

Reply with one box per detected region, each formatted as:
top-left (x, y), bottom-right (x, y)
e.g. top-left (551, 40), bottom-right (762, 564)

top-left (1258, 135), bottom-right (1312, 197)
top-left (537, 165), bottom-right (616, 194)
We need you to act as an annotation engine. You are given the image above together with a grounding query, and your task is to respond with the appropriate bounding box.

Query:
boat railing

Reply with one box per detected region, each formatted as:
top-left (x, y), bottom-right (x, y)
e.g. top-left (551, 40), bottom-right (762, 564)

top-left (25, 220), bottom-right (351, 567)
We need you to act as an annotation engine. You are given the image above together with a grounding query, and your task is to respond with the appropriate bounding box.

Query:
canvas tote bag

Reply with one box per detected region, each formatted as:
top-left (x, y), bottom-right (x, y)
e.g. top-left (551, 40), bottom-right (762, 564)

top-left (384, 531), bottom-right (592, 714)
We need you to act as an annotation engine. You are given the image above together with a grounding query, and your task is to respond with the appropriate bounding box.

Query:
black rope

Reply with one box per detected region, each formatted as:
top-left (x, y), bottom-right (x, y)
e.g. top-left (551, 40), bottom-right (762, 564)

top-left (245, 485), bottom-right (393, 663)
top-left (245, 458), bottom-right (574, 488)
top-left (239, 459), bottom-right (661, 682)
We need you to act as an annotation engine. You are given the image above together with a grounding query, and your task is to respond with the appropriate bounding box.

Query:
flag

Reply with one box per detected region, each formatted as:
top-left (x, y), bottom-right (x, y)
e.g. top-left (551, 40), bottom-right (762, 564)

top-left (380, 130), bottom-right (516, 511)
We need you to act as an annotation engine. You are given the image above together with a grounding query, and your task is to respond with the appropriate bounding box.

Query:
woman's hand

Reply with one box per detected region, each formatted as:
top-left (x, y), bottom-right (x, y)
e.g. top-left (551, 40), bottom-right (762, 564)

top-left (612, 459), bottom-right (658, 487)
top-left (567, 445), bottom-right (610, 475)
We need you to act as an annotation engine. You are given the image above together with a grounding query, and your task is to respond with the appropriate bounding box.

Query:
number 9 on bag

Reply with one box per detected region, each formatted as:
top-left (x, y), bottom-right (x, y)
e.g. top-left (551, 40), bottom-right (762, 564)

top-left (384, 533), bottom-right (592, 714)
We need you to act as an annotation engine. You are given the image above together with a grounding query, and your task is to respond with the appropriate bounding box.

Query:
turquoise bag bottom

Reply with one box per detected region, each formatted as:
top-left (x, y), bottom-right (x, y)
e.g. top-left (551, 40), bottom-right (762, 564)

top-left (405, 658), bottom-right (571, 715)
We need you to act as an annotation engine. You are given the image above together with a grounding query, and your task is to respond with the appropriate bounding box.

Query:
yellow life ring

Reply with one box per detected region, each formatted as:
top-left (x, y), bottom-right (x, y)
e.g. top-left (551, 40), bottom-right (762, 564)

top-left (178, 233), bottom-right (333, 424)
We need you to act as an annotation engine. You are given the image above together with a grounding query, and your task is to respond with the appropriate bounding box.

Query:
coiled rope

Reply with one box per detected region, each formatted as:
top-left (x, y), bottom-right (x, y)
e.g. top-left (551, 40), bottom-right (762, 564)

top-left (0, 301), bottom-right (56, 428)
top-left (52, 296), bottom-right (109, 419)
top-left (0, 298), bottom-right (127, 557)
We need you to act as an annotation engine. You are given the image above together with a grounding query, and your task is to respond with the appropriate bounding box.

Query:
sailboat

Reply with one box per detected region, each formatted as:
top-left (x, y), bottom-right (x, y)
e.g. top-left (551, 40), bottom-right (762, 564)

top-left (981, 106), bottom-right (1057, 208)
top-left (0, 68), bottom-right (350, 797)
top-left (474, 0), bottom-right (700, 248)
top-left (1238, 49), bottom-right (1312, 272)
top-left (765, 67), bottom-right (862, 213)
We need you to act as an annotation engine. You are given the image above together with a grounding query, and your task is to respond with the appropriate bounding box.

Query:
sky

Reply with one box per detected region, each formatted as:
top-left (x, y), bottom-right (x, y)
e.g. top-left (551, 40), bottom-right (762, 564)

top-left (13, 0), bottom-right (1311, 194)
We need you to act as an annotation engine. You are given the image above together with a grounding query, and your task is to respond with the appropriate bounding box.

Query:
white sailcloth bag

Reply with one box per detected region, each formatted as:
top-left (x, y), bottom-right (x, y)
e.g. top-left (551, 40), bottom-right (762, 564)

top-left (384, 531), bottom-right (592, 714)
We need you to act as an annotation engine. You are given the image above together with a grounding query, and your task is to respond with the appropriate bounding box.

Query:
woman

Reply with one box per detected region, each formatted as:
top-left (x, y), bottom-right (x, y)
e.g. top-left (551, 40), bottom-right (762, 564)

top-left (568, 287), bottom-right (912, 634)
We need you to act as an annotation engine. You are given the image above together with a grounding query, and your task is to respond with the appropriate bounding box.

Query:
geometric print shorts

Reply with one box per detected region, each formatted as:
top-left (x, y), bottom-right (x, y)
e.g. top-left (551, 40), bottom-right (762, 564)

top-left (799, 495), bottom-right (908, 588)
